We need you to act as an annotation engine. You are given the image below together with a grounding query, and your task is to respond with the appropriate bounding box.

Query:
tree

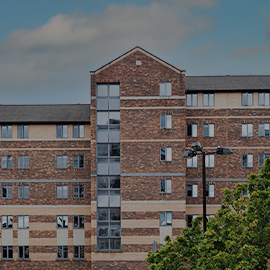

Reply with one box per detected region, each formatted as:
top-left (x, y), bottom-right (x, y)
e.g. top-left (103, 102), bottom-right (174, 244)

top-left (147, 159), bottom-right (270, 269)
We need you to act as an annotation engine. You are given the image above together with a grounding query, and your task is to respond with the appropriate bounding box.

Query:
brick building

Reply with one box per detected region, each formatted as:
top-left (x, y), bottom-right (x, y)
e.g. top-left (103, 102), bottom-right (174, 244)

top-left (0, 47), bottom-right (270, 269)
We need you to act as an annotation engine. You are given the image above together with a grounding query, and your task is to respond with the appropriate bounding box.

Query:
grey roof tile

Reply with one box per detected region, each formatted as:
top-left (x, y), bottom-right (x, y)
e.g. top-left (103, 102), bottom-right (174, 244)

top-left (0, 104), bottom-right (90, 123)
top-left (186, 75), bottom-right (270, 91)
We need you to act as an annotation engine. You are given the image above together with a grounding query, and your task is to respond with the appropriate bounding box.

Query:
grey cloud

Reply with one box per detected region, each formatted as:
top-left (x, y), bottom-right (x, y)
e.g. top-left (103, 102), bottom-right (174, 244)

top-left (231, 45), bottom-right (270, 58)
top-left (0, 3), bottom-right (215, 103)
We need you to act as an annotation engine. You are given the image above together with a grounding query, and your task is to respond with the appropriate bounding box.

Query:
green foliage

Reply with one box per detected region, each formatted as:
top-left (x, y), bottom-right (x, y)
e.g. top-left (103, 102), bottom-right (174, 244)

top-left (147, 159), bottom-right (270, 269)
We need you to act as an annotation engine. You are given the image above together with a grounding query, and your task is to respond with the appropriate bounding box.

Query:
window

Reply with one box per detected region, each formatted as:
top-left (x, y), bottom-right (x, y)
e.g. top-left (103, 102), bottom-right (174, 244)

top-left (258, 154), bottom-right (270, 167)
top-left (73, 125), bottom-right (84, 138)
top-left (186, 123), bottom-right (197, 137)
top-left (1, 216), bottom-right (13, 229)
top-left (203, 124), bottom-right (214, 137)
top-left (97, 144), bottom-right (120, 158)
top-left (186, 94), bottom-right (197, 107)
top-left (73, 185), bottom-right (84, 198)
top-left (205, 155), bottom-right (214, 168)
top-left (186, 155), bottom-right (198, 168)
top-left (242, 189), bottom-right (250, 196)
top-left (18, 185), bottom-right (29, 199)
top-left (160, 179), bottom-right (172, 193)
top-left (187, 184), bottom-right (198, 197)
top-left (1, 126), bottom-right (12, 138)
top-left (160, 147), bottom-right (172, 161)
top-left (258, 124), bottom-right (270, 137)
top-left (74, 246), bottom-right (85, 259)
top-left (18, 246), bottom-right (29, 260)
top-left (73, 155), bottom-right (84, 168)
top-left (18, 215), bottom-right (29, 229)
top-left (57, 246), bottom-right (68, 259)
top-left (160, 212), bottom-right (172, 226)
top-left (206, 215), bottom-right (215, 221)
top-left (18, 155), bottom-right (29, 169)
top-left (159, 82), bottom-right (172, 96)
top-left (259, 93), bottom-right (270, 106)
top-left (57, 215), bottom-right (68, 229)
top-left (56, 125), bottom-right (68, 138)
top-left (160, 115), bottom-right (172, 129)
top-left (242, 154), bottom-right (253, 167)
top-left (242, 124), bottom-right (253, 137)
top-left (2, 246), bottom-right (13, 259)
top-left (73, 215), bottom-right (84, 229)
top-left (203, 94), bottom-right (214, 106)
top-left (206, 184), bottom-right (215, 197)
top-left (1, 155), bottom-right (12, 169)
top-left (17, 125), bottom-right (29, 138)
top-left (153, 241), bottom-right (157, 252)
top-left (56, 155), bottom-right (68, 169)
top-left (57, 186), bottom-right (68, 199)
top-left (2, 185), bottom-right (12, 199)
top-left (187, 215), bottom-right (198, 228)
top-left (242, 93), bottom-right (253, 106)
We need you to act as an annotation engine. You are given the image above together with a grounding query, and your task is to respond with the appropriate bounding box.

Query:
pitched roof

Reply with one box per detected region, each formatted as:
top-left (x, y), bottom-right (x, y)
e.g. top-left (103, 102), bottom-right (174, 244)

top-left (90, 46), bottom-right (185, 75)
top-left (186, 75), bottom-right (270, 92)
top-left (0, 104), bottom-right (90, 124)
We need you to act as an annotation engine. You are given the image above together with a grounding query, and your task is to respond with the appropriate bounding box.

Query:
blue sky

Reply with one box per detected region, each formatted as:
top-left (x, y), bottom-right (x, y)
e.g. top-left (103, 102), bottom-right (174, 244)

top-left (0, 0), bottom-right (269, 104)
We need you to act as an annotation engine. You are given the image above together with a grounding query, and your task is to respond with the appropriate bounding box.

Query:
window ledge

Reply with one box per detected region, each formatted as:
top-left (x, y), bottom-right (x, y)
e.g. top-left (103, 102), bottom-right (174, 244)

top-left (95, 250), bottom-right (122, 253)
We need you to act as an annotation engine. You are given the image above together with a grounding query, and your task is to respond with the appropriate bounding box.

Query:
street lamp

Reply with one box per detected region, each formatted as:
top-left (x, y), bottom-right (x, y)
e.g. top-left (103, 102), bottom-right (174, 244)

top-left (183, 143), bottom-right (233, 232)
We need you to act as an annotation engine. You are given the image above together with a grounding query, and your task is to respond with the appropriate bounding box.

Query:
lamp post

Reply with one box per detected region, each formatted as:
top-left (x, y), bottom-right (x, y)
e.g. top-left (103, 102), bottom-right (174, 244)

top-left (183, 142), bottom-right (233, 232)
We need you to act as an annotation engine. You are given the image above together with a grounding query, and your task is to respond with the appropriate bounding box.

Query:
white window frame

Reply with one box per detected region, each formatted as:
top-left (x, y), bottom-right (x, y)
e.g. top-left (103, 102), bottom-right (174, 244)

top-left (18, 155), bottom-right (29, 169)
top-left (160, 114), bottom-right (172, 129)
top-left (203, 124), bottom-right (214, 137)
top-left (203, 93), bottom-right (214, 106)
top-left (241, 124), bottom-right (253, 137)
top-left (242, 93), bottom-right (253, 106)
top-left (56, 155), bottom-right (68, 169)
top-left (160, 147), bottom-right (172, 162)
top-left (258, 93), bottom-right (270, 106)
top-left (57, 185), bottom-right (68, 199)
top-left (73, 125), bottom-right (84, 138)
top-left (1, 155), bottom-right (12, 169)
top-left (186, 155), bottom-right (198, 168)
top-left (160, 179), bottom-right (172, 194)
top-left (258, 123), bottom-right (270, 137)
top-left (258, 154), bottom-right (270, 167)
top-left (186, 94), bottom-right (197, 107)
top-left (242, 154), bottom-right (253, 168)
top-left (17, 125), bottom-right (29, 139)
top-left (18, 246), bottom-right (29, 260)
top-left (205, 155), bottom-right (215, 168)
top-left (1, 125), bottom-right (12, 139)
top-left (206, 184), bottom-right (215, 197)
top-left (56, 125), bottom-right (68, 138)
top-left (159, 82), bottom-right (172, 97)
top-left (186, 123), bottom-right (197, 137)
top-left (186, 184), bottom-right (198, 198)
top-left (18, 185), bottom-right (29, 199)
top-left (160, 212), bottom-right (172, 226)
top-left (18, 215), bottom-right (29, 229)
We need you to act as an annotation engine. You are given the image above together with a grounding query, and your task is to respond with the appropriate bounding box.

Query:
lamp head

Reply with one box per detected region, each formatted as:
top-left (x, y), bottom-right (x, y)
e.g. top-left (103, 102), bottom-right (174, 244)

top-left (183, 149), bottom-right (197, 159)
top-left (216, 147), bottom-right (233, 155)
top-left (191, 142), bottom-right (203, 152)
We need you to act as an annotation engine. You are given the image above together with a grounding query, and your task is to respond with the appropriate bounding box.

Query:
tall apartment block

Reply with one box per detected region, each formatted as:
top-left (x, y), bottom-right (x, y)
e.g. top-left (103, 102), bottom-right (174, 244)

top-left (0, 46), bottom-right (270, 269)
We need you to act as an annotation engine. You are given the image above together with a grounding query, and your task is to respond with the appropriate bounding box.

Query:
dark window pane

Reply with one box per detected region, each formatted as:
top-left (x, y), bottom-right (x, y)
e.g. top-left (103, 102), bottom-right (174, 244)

top-left (98, 144), bottom-right (108, 157)
top-left (110, 208), bottom-right (120, 220)
top-left (160, 147), bottom-right (165, 161)
top-left (110, 176), bottom-right (120, 188)
top-left (110, 144), bottom-right (120, 156)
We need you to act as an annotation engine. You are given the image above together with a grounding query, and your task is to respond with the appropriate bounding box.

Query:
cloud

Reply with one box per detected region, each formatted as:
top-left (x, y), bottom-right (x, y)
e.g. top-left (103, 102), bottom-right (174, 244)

top-left (0, 2), bottom-right (215, 103)
top-left (231, 45), bottom-right (270, 58)
top-left (148, 0), bottom-right (220, 8)
top-left (266, 16), bottom-right (270, 38)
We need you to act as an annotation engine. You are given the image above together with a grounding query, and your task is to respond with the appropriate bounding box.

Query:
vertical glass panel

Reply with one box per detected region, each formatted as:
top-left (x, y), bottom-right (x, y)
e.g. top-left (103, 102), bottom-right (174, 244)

top-left (18, 246), bottom-right (23, 258)
top-left (242, 154), bottom-right (247, 167)
top-left (203, 94), bottom-right (208, 106)
top-left (97, 85), bottom-right (108, 97)
top-left (187, 124), bottom-right (192, 137)
top-left (258, 124), bottom-right (264, 136)
top-left (24, 216), bottom-right (29, 229)
top-left (160, 115), bottom-right (165, 129)
top-left (8, 186), bottom-right (12, 197)
top-left (74, 216), bottom-right (79, 228)
top-left (24, 126), bottom-right (29, 138)
top-left (160, 212), bottom-right (166, 226)
top-left (79, 125), bottom-right (84, 138)
top-left (110, 176), bottom-right (120, 188)
top-left (109, 112), bottom-right (120, 125)
top-left (73, 125), bottom-right (79, 138)
top-left (98, 208), bottom-right (108, 221)
top-left (57, 216), bottom-right (63, 228)
top-left (160, 179), bottom-right (165, 193)
top-left (242, 124), bottom-right (247, 136)
top-left (98, 224), bottom-right (109, 237)
top-left (110, 144), bottom-right (120, 156)
top-left (98, 239), bottom-right (109, 250)
top-left (74, 246), bottom-right (79, 258)
top-left (7, 126), bottom-right (12, 138)
top-left (186, 94), bottom-right (191, 106)
top-left (166, 147), bottom-right (172, 161)
top-left (24, 186), bottom-right (29, 199)
top-left (3, 246), bottom-right (7, 258)
top-left (97, 112), bottom-right (109, 125)
top-left (110, 239), bottom-right (121, 250)
top-left (166, 82), bottom-right (172, 96)
top-left (74, 186), bottom-right (78, 197)
top-left (159, 83), bottom-right (165, 96)
top-left (18, 216), bottom-right (23, 228)
top-left (98, 176), bottom-right (108, 189)
top-left (160, 147), bottom-right (165, 161)
top-left (63, 246), bottom-right (68, 258)
top-left (248, 155), bottom-right (253, 167)
top-left (203, 125), bottom-right (209, 137)
top-left (8, 246), bottom-right (13, 258)
top-left (242, 93), bottom-right (247, 105)
top-left (186, 158), bottom-right (192, 168)
top-left (2, 216), bottom-right (7, 228)
top-left (247, 124), bottom-right (253, 136)
top-left (7, 156), bottom-right (12, 168)
top-left (1, 126), bottom-right (7, 138)
top-left (57, 186), bottom-right (62, 198)
top-left (166, 212), bottom-right (172, 225)
top-left (109, 99), bottom-right (120, 110)
top-left (80, 216), bottom-right (84, 228)
top-left (97, 99), bottom-right (108, 110)
top-left (248, 93), bottom-right (253, 105)
top-left (187, 185), bottom-right (192, 197)
top-left (209, 94), bottom-right (214, 106)
top-left (63, 156), bottom-right (68, 168)
top-left (166, 179), bottom-right (172, 193)
top-left (56, 125), bottom-right (62, 138)
top-left (166, 115), bottom-right (172, 129)
top-left (110, 208), bottom-right (120, 220)
top-left (193, 185), bottom-right (198, 197)
top-left (18, 186), bottom-right (23, 198)
top-left (1, 156), bottom-right (7, 169)
top-left (265, 93), bottom-right (270, 106)
top-left (98, 144), bottom-right (108, 157)
top-left (110, 223), bottom-right (121, 237)
top-left (63, 216), bottom-right (68, 228)
top-left (265, 124), bottom-right (270, 137)
top-left (98, 195), bottom-right (109, 207)
top-left (63, 186), bottom-right (68, 198)
top-left (193, 156), bottom-right (198, 167)
top-left (25, 246), bottom-right (29, 259)
top-left (109, 85), bottom-right (120, 97)
top-left (259, 93), bottom-right (264, 105)
top-left (209, 124), bottom-right (214, 137)
top-left (192, 124), bottom-right (197, 137)
top-left (192, 94), bottom-right (197, 106)
top-left (63, 125), bottom-right (68, 138)
top-left (110, 195), bottom-right (121, 207)
top-left (17, 126), bottom-right (23, 138)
